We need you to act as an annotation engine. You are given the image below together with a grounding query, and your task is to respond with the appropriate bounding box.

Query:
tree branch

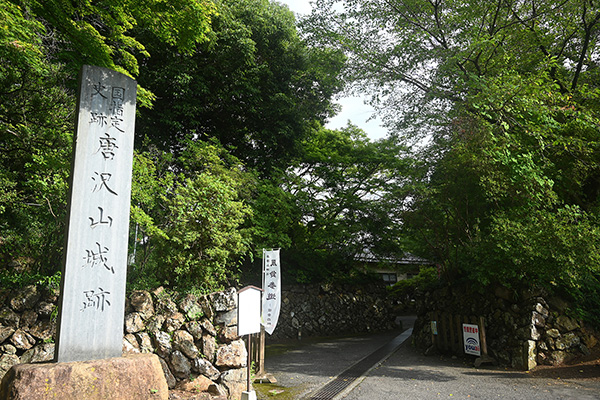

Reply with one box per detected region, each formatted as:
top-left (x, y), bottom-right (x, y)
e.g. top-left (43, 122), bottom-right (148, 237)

top-left (571, 10), bottom-right (600, 90)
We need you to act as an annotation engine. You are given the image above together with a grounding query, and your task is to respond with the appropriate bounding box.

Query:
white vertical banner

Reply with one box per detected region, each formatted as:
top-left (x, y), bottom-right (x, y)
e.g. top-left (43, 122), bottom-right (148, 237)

top-left (262, 249), bottom-right (281, 335)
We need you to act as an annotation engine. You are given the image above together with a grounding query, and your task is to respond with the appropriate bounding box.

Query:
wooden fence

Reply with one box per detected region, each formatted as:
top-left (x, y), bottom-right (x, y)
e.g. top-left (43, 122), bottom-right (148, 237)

top-left (430, 312), bottom-right (495, 366)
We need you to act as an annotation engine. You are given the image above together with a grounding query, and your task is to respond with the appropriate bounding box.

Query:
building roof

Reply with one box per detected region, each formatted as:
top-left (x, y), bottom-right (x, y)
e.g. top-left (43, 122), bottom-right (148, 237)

top-left (354, 249), bottom-right (431, 265)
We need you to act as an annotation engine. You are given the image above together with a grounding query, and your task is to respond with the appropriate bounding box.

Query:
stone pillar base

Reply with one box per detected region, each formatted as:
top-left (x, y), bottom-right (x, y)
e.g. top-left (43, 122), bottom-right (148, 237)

top-left (0, 354), bottom-right (168, 400)
top-left (241, 390), bottom-right (257, 400)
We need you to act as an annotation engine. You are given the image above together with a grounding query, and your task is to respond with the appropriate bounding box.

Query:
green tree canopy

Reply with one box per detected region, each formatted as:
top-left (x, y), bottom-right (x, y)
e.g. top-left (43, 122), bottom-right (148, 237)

top-left (304, 0), bottom-right (600, 138)
top-left (0, 1), bottom-right (74, 275)
top-left (278, 125), bottom-right (412, 282)
top-left (305, 0), bottom-right (600, 321)
top-left (27, 0), bottom-right (217, 105)
top-left (130, 139), bottom-right (254, 291)
top-left (0, 0), bottom-right (217, 280)
top-left (135, 0), bottom-right (344, 174)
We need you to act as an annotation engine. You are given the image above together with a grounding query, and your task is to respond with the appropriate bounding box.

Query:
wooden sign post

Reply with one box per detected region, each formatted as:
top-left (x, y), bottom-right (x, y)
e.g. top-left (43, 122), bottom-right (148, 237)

top-left (238, 286), bottom-right (263, 400)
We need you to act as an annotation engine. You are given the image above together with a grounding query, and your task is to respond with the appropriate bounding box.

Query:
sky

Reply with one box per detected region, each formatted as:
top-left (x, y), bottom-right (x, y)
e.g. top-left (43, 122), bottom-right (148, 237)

top-left (276, 0), bottom-right (389, 140)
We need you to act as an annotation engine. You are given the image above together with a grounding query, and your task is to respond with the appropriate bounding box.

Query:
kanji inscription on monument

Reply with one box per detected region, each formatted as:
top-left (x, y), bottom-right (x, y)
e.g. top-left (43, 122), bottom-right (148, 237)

top-left (55, 65), bottom-right (137, 362)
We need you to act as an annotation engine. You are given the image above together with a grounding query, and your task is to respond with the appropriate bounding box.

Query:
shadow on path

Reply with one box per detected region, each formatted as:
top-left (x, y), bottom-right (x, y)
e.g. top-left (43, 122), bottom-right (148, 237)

top-left (370, 366), bottom-right (456, 382)
top-left (258, 315), bottom-right (600, 400)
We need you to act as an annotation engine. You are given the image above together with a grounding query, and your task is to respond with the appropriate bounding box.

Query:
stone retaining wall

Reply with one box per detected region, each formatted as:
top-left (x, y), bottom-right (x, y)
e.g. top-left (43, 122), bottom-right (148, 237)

top-left (0, 284), bottom-right (248, 400)
top-left (412, 284), bottom-right (599, 370)
top-left (270, 283), bottom-right (397, 340)
top-left (0, 282), bottom-right (398, 397)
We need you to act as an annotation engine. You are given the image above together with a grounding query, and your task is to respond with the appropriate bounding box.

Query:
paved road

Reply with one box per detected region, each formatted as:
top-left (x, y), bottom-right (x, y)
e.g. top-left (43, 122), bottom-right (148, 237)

top-left (344, 341), bottom-right (600, 400)
top-left (257, 317), bottom-right (600, 400)
top-left (257, 329), bottom-right (405, 399)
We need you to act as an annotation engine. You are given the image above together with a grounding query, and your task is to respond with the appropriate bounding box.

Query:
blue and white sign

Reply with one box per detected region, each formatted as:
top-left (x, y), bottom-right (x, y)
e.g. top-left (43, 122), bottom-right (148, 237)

top-left (462, 323), bottom-right (481, 356)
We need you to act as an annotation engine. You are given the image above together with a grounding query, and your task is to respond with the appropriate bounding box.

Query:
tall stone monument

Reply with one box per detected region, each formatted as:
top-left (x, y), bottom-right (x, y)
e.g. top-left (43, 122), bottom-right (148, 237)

top-left (0, 65), bottom-right (168, 400)
top-left (55, 65), bottom-right (137, 362)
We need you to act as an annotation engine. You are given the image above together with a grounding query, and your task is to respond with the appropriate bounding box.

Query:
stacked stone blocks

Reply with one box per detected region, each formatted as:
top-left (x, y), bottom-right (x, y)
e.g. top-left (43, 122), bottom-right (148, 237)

top-left (412, 284), bottom-right (598, 370)
top-left (0, 285), bottom-right (248, 400)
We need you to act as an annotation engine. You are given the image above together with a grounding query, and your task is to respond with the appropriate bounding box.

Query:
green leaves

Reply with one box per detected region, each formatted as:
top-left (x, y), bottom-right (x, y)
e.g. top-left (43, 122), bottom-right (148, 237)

top-left (0, 2), bottom-right (75, 275)
top-left (21, 0), bottom-right (216, 105)
top-left (280, 125), bottom-right (411, 282)
top-left (136, 0), bottom-right (343, 174)
top-left (129, 140), bottom-right (253, 291)
top-left (0, 1), bottom-right (46, 73)
top-left (305, 0), bottom-right (600, 140)
top-left (0, 0), bottom-right (346, 292)
top-left (470, 206), bottom-right (600, 288)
